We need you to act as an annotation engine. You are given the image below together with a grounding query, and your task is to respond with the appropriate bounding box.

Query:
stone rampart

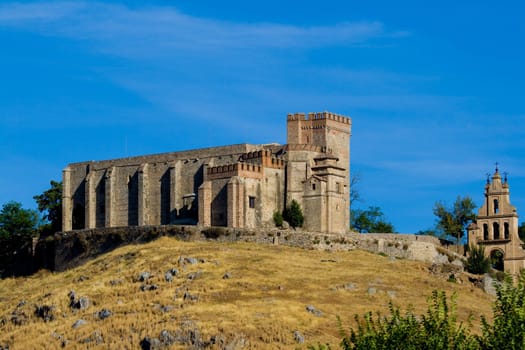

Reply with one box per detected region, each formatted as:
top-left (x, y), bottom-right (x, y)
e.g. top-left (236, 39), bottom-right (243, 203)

top-left (34, 227), bottom-right (456, 272)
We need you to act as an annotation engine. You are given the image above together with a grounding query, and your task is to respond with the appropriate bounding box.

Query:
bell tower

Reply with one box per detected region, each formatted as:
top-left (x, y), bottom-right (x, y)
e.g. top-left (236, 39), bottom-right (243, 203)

top-left (468, 165), bottom-right (525, 275)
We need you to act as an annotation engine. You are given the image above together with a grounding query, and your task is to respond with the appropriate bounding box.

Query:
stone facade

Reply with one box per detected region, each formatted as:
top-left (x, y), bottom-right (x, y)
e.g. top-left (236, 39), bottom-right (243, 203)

top-left (62, 112), bottom-right (351, 233)
top-left (467, 167), bottom-right (525, 275)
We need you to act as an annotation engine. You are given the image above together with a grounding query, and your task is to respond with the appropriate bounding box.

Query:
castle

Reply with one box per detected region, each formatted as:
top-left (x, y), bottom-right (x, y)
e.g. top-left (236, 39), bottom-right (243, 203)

top-left (468, 167), bottom-right (525, 275)
top-left (62, 112), bottom-right (351, 234)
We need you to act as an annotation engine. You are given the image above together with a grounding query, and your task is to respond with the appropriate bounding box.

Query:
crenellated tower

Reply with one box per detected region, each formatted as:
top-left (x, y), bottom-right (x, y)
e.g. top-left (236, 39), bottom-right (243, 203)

top-left (286, 111), bottom-right (352, 233)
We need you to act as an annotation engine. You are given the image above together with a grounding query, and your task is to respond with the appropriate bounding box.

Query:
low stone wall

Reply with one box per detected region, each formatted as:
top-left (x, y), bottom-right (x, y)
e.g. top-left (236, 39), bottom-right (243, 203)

top-left (34, 226), bottom-right (457, 272)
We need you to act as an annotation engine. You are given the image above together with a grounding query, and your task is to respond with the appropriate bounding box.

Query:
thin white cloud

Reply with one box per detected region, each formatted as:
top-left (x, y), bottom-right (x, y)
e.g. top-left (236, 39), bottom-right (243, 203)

top-left (0, 1), bottom-right (400, 57)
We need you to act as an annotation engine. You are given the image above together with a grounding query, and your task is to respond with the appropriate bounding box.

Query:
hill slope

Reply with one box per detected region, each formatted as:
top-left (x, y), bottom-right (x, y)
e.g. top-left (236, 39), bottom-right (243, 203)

top-left (0, 236), bottom-right (493, 349)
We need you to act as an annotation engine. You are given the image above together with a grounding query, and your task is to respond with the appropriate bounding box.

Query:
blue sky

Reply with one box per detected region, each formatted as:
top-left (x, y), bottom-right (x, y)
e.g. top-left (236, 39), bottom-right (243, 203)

top-left (1, 1), bottom-right (524, 233)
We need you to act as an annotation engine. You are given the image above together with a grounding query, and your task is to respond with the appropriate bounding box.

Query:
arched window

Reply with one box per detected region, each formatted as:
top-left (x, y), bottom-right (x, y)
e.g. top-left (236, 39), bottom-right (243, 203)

top-left (493, 222), bottom-right (500, 240)
top-left (504, 223), bottom-right (510, 239)
top-left (494, 199), bottom-right (499, 214)
top-left (483, 224), bottom-right (489, 240)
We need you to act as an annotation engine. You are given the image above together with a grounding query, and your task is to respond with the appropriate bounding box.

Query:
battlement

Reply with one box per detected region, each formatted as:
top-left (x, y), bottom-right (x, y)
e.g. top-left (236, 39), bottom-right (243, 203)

top-left (206, 162), bottom-right (264, 180)
top-left (287, 111), bottom-right (351, 125)
top-left (239, 150), bottom-right (285, 169)
top-left (285, 144), bottom-right (331, 154)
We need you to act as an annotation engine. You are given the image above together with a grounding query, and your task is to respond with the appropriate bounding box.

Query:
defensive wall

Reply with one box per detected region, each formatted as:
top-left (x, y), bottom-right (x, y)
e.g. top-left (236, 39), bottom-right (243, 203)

top-left (34, 226), bottom-right (449, 272)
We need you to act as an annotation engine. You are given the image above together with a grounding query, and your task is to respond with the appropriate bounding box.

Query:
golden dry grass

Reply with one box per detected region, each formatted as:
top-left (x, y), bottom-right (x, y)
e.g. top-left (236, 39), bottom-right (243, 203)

top-left (0, 237), bottom-right (494, 349)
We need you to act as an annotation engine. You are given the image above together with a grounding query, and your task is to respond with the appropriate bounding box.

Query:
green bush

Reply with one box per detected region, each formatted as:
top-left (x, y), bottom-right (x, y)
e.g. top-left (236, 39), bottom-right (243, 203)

top-left (465, 244), bottom-right (491, 275)
top-left (283, 200), bottom-right (304, 229)
top-left (317, 271), bottom-right (525, 350)
top-left (338, 291), bottom-right (478, 350)
top-left (481, 270), bottom-right (525, 349)
top-left (273, 211), bottom-right (283, 227)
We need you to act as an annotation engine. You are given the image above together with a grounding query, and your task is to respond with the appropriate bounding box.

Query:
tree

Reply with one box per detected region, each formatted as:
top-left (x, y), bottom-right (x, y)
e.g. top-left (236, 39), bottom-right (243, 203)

top-left (481, 270), bottom-right (525, 349)
top-left (33, 180), bottom-right (62, 235)
top-left (433, 196), bottom-right (476, 245)
top-left (0, 201), bottom-right (39, 238)
top-left (283, 200), bottom-right (304, 229)
top-left (0, 201), bottom-right (39, 277)
top-left (350, 174), bottom-right (361, 207)
top-left (351, 206), bottom-right (395, 233)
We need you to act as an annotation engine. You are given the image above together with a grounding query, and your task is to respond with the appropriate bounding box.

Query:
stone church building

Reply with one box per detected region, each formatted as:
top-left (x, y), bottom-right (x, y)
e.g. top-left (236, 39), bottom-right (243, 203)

top-left (468, 167), bottom-right (525, 275)
top-left (62, 112), bottom-right (351, 234)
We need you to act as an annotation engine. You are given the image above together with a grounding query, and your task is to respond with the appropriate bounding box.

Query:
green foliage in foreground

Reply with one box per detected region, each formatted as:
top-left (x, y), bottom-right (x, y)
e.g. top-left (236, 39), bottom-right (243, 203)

top-left (339, 290), bottom-right (477, 350)
top-left (481, 272), bottom-right (525, 349)
top-left (319, 271), bottom-right (525, 350)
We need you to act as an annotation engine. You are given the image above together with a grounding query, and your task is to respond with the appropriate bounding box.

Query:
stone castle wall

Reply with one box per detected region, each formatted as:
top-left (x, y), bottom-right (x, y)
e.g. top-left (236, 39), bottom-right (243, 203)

top-left (63, 112), bottom-right (352, 234)
top-left (35, 227), bottom-right (448, 272)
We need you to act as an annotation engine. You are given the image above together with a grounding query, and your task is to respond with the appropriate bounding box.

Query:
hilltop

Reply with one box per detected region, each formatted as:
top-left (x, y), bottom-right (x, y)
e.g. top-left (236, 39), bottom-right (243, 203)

top-left (0, 236), bottom-right (493, 349)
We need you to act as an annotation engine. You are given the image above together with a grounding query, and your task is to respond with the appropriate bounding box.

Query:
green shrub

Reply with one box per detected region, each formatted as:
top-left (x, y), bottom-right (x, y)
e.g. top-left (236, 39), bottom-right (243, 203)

top-left (283, 200), bottom-right (304, 229)
top-left (338, 291), bottom-right (478, 350)
top-left (465, 244), bottom-right (491, 275)
top-left (481, 270), bottom-right (525, 349)
top-left (273, 211), bottom-right (283, 227)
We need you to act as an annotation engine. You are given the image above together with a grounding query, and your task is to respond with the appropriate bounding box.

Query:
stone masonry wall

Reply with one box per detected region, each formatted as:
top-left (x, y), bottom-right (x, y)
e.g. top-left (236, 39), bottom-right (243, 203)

top-left (35, 227), bottom-right (453, 272)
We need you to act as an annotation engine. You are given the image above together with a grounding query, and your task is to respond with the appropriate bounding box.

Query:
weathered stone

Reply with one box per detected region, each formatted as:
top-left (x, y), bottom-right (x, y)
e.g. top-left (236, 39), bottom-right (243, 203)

top-left (72, 319), bottom-right (87, 329)
top-left (483, 274), bottom-right (498, 296)
top-left (306, 305), bottom-right (322, 317)
top-left (10, 311), bottom-right (27, 326)
top-left (183, 292), bottom-right (199, 302)
top-left (141, 284), bottom-right (159, 292)
top-left (367, 287), bottom-right (377, 295)
top-left (185, 257), bottom-right (199, 265)
top-left (138, 271), bottom-right (151, 282)
top-left (222, 272), bottom-right (232, 279)
top-left (71, 296), bottom-right (90, 310)
top-left (159, 330), bottom-right (177, 346)
top-left (164, 272), bottom-right (174, 282)
top-left (293, 330), bottom-right (305, 344)
top-left (80, 331), bottom-right (104, 345)
top-left (140, 337), bottom-right (161, 350)
top-left (109, 279), bottom-right (124, 286)
top-left (96, 309), bottom-right (112, 320)
top-left (34, 305), bottom-right (55, 322)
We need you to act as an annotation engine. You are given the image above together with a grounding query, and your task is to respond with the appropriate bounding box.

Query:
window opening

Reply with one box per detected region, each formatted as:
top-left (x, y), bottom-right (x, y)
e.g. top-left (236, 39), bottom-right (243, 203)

top-left (249, 196), bottom-right (256, 209)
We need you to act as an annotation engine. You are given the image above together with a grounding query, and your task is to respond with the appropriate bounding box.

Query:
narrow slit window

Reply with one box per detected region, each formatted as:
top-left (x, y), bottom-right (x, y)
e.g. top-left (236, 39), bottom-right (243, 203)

top-left (249, 196), bottom-right (256, 209)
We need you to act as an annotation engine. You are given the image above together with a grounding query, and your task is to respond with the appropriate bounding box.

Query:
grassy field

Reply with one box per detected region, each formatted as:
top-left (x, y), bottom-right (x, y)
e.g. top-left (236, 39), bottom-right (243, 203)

top-left (0, 236), bottom-right (494, 349)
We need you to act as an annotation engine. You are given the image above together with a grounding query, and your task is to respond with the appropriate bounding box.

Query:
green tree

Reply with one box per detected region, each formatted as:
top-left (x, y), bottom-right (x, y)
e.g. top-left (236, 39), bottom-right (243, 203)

top-left (33, 180), bottom-right (62, 235)
top-left (0, 201), bottom-right (39, 277)
top-left (351, 206), bottom-right (395, 233)
top-left (433, 196), bottom-right (476, 245)
top-left (481, 270), bottom-right (525, 349)
top-left (0, 201), bottom-right (39, 238)
top-left (283, 200), bottom-right (304, 229)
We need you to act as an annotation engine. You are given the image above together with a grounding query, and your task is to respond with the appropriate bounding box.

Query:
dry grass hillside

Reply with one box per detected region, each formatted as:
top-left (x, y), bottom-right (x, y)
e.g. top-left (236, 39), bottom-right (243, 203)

top-left (0, 237), bottom-right (493, 349)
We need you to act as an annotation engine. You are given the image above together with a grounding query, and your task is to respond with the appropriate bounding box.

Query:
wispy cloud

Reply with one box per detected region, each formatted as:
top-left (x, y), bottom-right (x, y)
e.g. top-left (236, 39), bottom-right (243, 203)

top-left (0, 2), bottom-right (401, 57)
